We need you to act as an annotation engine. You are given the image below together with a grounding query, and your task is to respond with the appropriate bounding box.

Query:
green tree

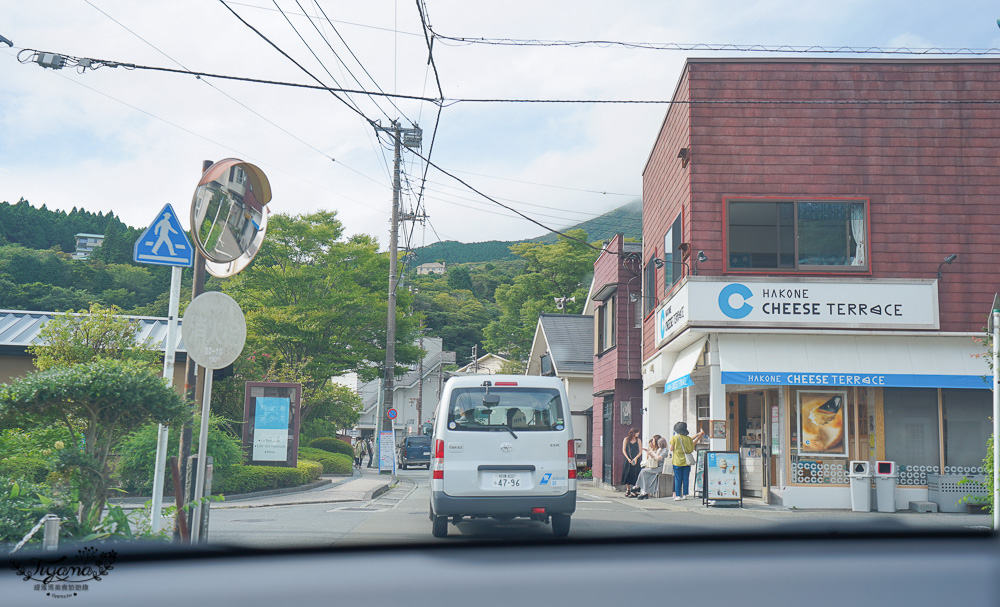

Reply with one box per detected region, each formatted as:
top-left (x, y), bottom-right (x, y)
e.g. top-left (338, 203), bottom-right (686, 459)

top-left (482, 230), bottom-right (596, 361)
top-left (0, 358), bottom-right (188, 525)
top-left (223, 211), bottom-right (420, 387)
top-left (27, 303), bottom-right (159, 371)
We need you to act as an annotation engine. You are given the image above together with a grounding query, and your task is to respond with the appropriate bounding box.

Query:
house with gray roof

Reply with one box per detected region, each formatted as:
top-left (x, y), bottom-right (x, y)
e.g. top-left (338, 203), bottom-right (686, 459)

top-left (0, 309), bottom-right (188, 389)
top-left (526, 313), bottom-right (594, 466)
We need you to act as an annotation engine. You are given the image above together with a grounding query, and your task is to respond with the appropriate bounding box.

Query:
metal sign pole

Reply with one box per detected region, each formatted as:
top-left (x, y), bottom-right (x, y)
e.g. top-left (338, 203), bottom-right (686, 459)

top-left (151, 265), bottom-right (183, 533)
top-left (190, 371), bottom-right (214, 542)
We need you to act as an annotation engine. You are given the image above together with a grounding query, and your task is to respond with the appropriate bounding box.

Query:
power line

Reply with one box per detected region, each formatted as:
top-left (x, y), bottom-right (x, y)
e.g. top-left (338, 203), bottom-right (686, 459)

top-left (427, 29), bottom-right (1000, 56)
top-left (448, 169), bottom-right (639, 197)
top-left (29, 51), bottom-right (1000, 107)
top-left (225, 0), bottom-right (424, 37)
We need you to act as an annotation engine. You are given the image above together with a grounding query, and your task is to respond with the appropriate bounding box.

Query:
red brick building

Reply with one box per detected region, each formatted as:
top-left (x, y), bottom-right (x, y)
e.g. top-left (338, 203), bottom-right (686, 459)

top-left (640, 59), bottom-right (998, 509)
top-left (589, 234), bottom-right (644, 488)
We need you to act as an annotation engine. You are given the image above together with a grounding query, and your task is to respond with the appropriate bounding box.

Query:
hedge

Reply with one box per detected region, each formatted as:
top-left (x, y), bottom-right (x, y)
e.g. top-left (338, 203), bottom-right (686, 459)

top-left (307, 437), bottom-right (354, 457)
top-left (298, 447), bottom-right (353, 475)
top-left (213, 460), bottom-right (323, 495)
top-left (0, 456), bottom-right (50, 483)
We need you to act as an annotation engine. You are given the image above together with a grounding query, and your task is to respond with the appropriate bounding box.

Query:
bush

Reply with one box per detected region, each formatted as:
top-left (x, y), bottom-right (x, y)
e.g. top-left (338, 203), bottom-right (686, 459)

top-left (115, 417), bottom-right (245, 494)
top-left (299, 447), bottom-right (353, 475)
top-left (0, 456), bottom-right (50, 483)
top-left (300, 418), bottom-right (338, 444)
top-left (307, 436), bottom-right (353, 457)
top-left (0, 480), bottom-right (77, 546)
top-left (213, 459), bottom-right (323, 495)
top-left (0, 426), bottom-right (73, 460)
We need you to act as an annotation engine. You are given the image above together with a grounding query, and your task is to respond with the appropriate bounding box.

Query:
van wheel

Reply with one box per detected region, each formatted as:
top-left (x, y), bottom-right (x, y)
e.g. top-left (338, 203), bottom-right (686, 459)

top-left (432, 515), bottom-right (448, 538)
top-left (551, 514), bottom-right (571, 537)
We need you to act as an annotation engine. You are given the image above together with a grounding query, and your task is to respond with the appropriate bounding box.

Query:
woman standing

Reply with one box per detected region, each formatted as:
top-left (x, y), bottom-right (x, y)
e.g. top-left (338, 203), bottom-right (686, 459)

top-left (621, 428), bottom-right (641, 495)
top-left (669, 422), bottom-right (705, 501)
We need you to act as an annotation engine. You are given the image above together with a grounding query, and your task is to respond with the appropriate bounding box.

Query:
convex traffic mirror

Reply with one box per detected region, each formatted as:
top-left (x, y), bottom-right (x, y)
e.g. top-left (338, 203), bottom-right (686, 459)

top-left (190, 159), bottom-right (272, 278)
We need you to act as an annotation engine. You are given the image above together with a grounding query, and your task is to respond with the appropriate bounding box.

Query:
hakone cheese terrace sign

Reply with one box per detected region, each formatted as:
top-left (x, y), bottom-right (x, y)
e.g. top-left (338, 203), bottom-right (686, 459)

top-left (656, 279), bottom-right (939, 346)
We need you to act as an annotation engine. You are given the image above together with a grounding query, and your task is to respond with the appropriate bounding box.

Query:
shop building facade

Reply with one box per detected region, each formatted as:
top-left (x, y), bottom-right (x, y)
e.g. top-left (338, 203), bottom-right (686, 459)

top-left (588, 235), bottom-right (644, 489)
top-left (640, 58), bottom-right (999, 509)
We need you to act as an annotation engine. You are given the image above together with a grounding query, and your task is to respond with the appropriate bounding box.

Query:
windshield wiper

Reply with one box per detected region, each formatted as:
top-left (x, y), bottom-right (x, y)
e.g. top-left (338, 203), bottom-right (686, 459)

top-left (488, 425), bottom-right (518, 439)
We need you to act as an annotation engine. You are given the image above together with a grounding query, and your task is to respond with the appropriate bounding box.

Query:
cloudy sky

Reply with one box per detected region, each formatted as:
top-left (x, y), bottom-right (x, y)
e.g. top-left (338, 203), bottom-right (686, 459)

top-left (2, 1), bottom-right (999, 248)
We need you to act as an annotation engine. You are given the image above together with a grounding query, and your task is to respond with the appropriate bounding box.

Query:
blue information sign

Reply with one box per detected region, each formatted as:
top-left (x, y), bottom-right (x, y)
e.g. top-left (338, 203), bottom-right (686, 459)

top-left (134, 203), bottom-right (194, 267)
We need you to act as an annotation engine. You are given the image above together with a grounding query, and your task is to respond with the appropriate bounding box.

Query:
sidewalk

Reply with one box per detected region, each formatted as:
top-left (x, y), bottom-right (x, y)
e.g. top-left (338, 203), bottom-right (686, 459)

top-left (214, 465), bottom-right (395, 509)
top-left (577, 479), bottom-right (991, 528)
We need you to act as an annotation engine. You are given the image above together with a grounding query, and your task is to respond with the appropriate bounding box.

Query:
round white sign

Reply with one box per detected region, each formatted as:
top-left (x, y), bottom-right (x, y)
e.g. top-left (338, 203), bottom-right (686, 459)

top-left (181, 291), bottom-right (247, 369)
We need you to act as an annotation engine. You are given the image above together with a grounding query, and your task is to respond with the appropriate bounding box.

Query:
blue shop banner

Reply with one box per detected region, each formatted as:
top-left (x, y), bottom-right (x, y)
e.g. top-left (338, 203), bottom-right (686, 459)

top-left (722, 371), bottom-right (987, 390)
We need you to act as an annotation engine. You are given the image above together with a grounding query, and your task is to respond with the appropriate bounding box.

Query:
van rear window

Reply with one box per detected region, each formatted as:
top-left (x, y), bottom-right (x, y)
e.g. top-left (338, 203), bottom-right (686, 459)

top-left (447, 387), bottom-right (565, 432)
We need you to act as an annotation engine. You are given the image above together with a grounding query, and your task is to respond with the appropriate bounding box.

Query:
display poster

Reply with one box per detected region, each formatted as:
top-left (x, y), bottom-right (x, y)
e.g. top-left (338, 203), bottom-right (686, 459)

top-left (704, 451), bottom-right (742, 501)
top-left (379, 430), bottom-right (396, 473)
top-left (693, 450), bottom-right (705, 496)
top-left (253, 396), bottom-right (290, 461)
top-left (798, 391), bottom-right (848, 457)
top-left (711, 420), bottom-right (727, 439)
top-left (243, 382), bottom-right (301, 467)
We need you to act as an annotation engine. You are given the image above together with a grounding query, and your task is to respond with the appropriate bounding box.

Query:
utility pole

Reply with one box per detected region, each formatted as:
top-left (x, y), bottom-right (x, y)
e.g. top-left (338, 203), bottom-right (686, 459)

top-left (374, 120), bottom-right (422, 439)
top-left (416, 329), bottom-right (424, 438)
top-left (472, 344), bottom-right (478, 373)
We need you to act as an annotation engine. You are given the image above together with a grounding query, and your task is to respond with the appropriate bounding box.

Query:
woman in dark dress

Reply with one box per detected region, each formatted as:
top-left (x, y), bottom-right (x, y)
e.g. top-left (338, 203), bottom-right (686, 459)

top-left (621, 428), bottom-right (641, 495)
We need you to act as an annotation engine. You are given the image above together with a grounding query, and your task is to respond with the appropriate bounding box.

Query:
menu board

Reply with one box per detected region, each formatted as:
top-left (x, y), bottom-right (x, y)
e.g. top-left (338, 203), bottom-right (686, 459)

top-left (704, 451), bottom-right (742, 503)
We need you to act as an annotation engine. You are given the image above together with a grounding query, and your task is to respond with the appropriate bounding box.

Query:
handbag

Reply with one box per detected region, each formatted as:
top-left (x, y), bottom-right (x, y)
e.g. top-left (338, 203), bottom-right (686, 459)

top-left (683, 438), bottom-right (697, 466)
top-left (684, 449), bottom-right (697, 466)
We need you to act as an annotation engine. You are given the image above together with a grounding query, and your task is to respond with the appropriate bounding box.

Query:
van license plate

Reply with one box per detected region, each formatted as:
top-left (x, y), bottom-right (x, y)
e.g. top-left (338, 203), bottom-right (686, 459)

top-left (491, 473), bottom-right (523, 489)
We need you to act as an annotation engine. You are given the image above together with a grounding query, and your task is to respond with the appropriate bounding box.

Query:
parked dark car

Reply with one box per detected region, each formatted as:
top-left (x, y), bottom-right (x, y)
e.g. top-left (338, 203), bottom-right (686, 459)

top-left (398, 435), bottom-right (432, 469)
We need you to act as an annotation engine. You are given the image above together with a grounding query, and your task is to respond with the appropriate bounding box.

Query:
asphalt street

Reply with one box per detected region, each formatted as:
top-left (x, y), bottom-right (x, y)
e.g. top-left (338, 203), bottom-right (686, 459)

top-left (207, 468), bottom-right (989, 548)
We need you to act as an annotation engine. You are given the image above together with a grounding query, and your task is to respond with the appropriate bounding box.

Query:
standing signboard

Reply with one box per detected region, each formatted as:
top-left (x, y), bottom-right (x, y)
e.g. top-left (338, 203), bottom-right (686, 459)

top-left (242, 382), bottom-right (302, 467)
top-left (703, 451), bottom-right (743, 506)
top-left (693, 450), bottom-right (706, 497)
top-left (379, 429), bottom-right (396, 473)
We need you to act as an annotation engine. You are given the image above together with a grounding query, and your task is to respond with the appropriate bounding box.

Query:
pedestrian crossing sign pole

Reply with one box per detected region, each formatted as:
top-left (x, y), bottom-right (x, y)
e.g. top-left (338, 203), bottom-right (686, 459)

top-left (134, 202), bottom-right (193, 533)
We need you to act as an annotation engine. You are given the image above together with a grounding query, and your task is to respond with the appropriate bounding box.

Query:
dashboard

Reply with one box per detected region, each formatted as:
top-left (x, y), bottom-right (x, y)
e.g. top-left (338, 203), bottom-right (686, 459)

top-left (5, 524), bottom-right (997, 606)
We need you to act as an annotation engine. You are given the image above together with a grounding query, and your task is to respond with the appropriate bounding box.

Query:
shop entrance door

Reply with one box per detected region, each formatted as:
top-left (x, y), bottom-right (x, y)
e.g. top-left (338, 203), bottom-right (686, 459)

top-left (602, 396), bottom-right (614, 484)
top-left (727, 391), bottom-right (766, 499)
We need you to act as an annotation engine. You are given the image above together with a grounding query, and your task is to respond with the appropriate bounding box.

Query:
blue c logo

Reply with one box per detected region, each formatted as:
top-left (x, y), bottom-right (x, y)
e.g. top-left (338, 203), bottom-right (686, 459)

top-left (719, 283), bottom-right (753, 319)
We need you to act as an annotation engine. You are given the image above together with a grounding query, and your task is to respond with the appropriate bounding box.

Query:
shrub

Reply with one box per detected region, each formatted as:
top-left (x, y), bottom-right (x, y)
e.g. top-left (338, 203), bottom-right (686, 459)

top-left (0, 480), bottom-right (77, 546)
top-left (0, 456), bottom-right (50, 483)
top-left (299, 447), bottom-right (353, 474)
top-left (0, 426), bottom-right (73, 460)
top-left (307, 436), bottom-right (353, 457)
top-left (213, 459), bottom-right (323, 495)
top-left (115, 417), bottom-right (245, 494)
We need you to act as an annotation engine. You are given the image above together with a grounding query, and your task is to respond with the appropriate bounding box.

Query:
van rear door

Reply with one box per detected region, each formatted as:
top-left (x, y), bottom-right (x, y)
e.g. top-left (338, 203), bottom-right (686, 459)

top-left (440, 385), bottom-right (573, 498)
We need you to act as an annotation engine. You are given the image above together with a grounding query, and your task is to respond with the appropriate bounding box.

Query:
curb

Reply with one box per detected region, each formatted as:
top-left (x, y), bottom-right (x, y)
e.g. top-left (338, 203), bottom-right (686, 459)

top-left (109, 474), bottom-right (355, 507)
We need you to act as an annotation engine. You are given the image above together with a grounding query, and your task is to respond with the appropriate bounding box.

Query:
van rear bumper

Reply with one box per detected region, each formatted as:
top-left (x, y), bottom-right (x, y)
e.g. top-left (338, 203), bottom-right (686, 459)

top-left (431, 490), bottom-right (576, 517)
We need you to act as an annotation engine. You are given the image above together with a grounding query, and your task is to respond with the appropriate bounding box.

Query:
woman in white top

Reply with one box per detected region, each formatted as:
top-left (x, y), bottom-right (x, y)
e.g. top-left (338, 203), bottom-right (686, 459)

top-left (631, 436), bottom-right (668, 499)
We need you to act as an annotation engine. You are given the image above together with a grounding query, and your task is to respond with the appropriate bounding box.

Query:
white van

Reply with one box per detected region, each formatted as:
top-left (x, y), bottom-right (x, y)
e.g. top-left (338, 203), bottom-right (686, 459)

top-left (429, 375), bottom-right (577, 537)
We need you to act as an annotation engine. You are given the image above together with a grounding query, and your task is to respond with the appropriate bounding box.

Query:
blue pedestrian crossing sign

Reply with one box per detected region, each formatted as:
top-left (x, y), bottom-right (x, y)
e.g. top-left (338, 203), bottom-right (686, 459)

top-left (134, 204), bottom-right (194, 267)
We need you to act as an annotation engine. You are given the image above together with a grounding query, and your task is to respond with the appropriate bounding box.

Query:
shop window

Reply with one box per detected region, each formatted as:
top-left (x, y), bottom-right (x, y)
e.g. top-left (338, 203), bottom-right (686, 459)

top-left (884, 388), bottom-right (940, 486)
top-left (663, 215), bottom-right (683, 292)
top-left (789, 389), bottom-right (850, 485)
top-left (942, 389), bottom-right (991, 472)
top-left (643, 257), bottom-right (656, 316)
top-left (596, 296), bottom-right (616, 353)
top-left (726, 199), bottom-right (867, 271)
top-left (696, 394), bottom-right (710, 439)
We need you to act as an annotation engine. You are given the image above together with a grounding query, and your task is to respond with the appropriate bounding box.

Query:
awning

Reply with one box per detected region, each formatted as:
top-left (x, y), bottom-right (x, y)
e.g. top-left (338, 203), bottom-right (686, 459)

top-left (719, 334), bottom-right (989, 389)
top-left (663, 337), bottom-right (708, 393)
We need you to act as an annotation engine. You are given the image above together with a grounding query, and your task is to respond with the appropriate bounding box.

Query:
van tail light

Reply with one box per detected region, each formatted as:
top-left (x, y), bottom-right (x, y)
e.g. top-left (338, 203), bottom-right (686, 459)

top-left (432, 439), bottom-right (444, 479)
top-left (567, 441), bottom-right (576, 479)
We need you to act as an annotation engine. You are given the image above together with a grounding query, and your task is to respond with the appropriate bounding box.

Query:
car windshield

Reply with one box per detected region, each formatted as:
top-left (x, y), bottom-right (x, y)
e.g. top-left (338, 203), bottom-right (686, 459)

top-left (2, 6), bottom-right (998, 597)
top-left (447, 387), bottom-right (564, 431)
